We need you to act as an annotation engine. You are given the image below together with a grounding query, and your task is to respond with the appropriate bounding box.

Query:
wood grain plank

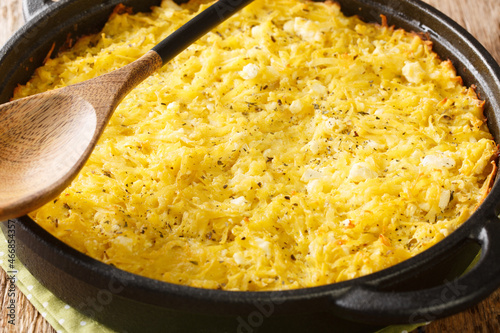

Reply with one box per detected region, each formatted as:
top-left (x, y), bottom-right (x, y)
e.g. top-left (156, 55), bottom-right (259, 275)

top-left (425, 0), bottom-right (500, 64)
top-left (0, 259), bottom-right (55, 333)
top-left (0, 0), bottom-right (23, 48)
top-left (0, 0), bottom-right (499, 332)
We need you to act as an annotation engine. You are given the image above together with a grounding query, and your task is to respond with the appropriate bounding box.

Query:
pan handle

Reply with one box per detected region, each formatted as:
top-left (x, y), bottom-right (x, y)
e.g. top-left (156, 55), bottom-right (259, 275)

top-left (331, 217), bottom-right (500, 325)
top-left (22, 0), bottom-right (58, 22)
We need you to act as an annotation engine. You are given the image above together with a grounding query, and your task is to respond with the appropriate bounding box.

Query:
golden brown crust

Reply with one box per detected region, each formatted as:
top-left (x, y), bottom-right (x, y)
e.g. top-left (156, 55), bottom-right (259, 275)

top-left (479, 159), bottom-right (498, 205)
top-left (42, 42), bottom-right (56, 65)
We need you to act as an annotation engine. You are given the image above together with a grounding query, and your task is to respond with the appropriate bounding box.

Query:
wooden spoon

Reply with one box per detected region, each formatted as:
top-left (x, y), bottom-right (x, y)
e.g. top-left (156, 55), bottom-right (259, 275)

top-left (0, 0), bottom-right (254, 221)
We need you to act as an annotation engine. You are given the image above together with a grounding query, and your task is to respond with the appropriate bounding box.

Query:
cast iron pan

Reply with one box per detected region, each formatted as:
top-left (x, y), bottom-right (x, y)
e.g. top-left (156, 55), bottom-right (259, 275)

top-left (2, 0), bottom-right (500, 332)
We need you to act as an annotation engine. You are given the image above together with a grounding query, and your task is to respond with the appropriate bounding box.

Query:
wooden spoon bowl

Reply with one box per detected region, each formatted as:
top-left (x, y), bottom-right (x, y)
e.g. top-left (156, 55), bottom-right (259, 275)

top-left (0, 93), bottom-right (97, 206)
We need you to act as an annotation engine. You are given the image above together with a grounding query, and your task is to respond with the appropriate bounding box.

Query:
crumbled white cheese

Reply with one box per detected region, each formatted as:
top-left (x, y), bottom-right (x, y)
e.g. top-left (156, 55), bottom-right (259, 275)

top-left (166, 101), bottom-right (180, 112)
top-left (231, 196), bottom-right (247, 206)
top-left (255, 237), bottom-right (271, 256)
top-left (307, 140), bottom-right (320, 154)
top-left (348, 162), bottom-right (378, 182)
top-left (439, 227), bottom-right (451, 237)
top-left (366, 140), bottom-right (385, 150)
top-left (325, 118), bottom-right (337, 129)
top-left (340, 219), bottom-right (351, 227)
top-left (421, 155), bottom-right (456, 169)
top-left (290, 99), bottom-right (303, 114)
top-left (284, 17), bottom-right (323, 42)
top-left (301, 168), bottom-right (323, 181)
top-left (114, 236), bottom-right (134, 251)
top-left (239, 63), bottom-right (260, 80)
top-left (439, 189), bottom-right (451, 210)
top-left (251, 25), bottom-right (263, 38)
top-left (233, 252), bottom-right (245, 265)
top-left (309, 82), bottom-right (327, 95)
top-left (306, 179), bottom-right (324, 194)
top-left (419, 202), bottom-right (431, 212)
top-left (402, 61), bottom-right (426, 84)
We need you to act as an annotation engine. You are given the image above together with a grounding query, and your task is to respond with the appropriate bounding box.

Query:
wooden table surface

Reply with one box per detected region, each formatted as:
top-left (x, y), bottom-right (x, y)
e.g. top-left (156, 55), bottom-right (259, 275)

top-left (1, 0), bottom-right (500, 332)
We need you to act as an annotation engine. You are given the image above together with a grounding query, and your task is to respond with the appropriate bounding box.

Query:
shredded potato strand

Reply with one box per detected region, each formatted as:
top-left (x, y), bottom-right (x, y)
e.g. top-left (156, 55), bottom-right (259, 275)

top-left (20, 0), bottom-right (497, 291)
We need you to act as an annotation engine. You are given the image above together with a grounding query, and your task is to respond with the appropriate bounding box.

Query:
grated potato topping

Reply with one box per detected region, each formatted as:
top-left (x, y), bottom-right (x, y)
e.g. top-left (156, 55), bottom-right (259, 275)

top-left (18, 0), bottom-right (497, 290)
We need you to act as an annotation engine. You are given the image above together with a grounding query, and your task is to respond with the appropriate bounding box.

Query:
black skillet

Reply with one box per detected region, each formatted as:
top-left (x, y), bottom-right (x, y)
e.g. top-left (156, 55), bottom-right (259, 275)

top-left (1, 0), bottom-right (500, 332)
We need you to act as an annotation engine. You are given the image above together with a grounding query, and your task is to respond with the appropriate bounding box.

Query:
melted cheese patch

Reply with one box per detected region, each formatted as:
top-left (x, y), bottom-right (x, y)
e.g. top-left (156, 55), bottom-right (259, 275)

top-left (20, 0), bottom-right (496, 291)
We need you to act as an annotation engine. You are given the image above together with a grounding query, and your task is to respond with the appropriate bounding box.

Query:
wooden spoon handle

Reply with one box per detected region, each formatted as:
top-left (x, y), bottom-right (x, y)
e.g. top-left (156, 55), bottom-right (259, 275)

top-left (81, 0), bottom-right (255, 120)
top-left (152, 0), bottom-right (254, 65)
